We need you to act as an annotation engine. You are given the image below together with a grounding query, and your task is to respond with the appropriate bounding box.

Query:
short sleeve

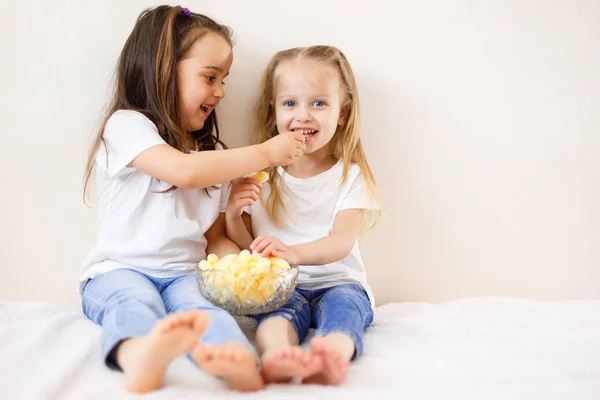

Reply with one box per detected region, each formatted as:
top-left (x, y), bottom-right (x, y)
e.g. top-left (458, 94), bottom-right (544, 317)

top-left (97, 110), bottom-right (166, 178)
top-left (338, 169), bottom-right (379, 213)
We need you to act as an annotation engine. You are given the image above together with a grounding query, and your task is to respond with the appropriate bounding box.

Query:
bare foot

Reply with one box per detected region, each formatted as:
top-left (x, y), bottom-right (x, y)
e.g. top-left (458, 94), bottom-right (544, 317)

top-left (261, 346), bottom-right (323, 384)
top-left (192, 341), bottom-right (264, 392)
top-left (302, 336), bottom-right (350, 386)
top-left (117, 310), bottom-right (209, 393)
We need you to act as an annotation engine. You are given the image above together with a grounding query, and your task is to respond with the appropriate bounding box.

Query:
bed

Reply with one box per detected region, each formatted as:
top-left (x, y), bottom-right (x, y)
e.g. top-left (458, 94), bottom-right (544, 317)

top-left (1, 298), bottom-right (598, 399)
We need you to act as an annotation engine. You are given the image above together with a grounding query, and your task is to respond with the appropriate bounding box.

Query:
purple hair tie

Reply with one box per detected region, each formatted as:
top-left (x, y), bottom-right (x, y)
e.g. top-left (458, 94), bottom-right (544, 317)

top-left (181, 7), bottom-right (191, 17)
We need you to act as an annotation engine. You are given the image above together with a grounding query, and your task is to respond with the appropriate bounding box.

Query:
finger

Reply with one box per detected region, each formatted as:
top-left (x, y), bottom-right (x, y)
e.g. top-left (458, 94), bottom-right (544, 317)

top-left (271, 249), bottom-right (286, 259)
top-left (260, 243), bottom-right (277, 257)
top-left (242, 200), bottom-right (256, 211)
top-left (293, 132), bottom-right (306, 142)
top-left (249, 235), bottom-right (264, 250)
top-left (235, 198), bottom-right (256, 210)
top-left (241, 178), bottom-right (263, 190)
top-left (274, 250), bottom-right (297, 265)
top-left (249, 184), bottom-right (263, 194)
top-left (235, 205), bottom-right (253, 216)
top-left (237, 179), bottom-right (262, 191)
top-left (238, 190), bottom-right (259, 201)
top-left (254, 238), bottom-right (272, 255)
top-left (238, 185), bottom-right (261, 194)
top-left (250, 236), bottom-right (269, 251)
top-left (232, 178), bottom-right (250, 188)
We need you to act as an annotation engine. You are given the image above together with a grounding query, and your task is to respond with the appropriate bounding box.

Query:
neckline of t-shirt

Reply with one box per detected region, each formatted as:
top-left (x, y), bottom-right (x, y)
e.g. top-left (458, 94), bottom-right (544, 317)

top-left (276, 158), bottom-right (343, 186)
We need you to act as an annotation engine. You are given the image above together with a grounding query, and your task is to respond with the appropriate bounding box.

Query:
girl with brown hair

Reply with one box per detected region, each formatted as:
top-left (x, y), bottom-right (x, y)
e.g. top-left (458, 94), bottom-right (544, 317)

top-left (80, 5), bottom-right (305, 394)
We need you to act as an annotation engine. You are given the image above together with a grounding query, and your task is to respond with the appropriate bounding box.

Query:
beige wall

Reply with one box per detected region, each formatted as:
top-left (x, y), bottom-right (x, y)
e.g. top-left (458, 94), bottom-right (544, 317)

top-left (1, 0), bottom-right (599, 308)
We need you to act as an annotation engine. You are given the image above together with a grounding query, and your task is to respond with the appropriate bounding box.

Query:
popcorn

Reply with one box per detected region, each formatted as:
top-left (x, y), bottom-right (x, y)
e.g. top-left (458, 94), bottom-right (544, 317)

top-left (248, 171), bottom-right (269, 183)
top-left (197, 250), bottom-right (292, 306)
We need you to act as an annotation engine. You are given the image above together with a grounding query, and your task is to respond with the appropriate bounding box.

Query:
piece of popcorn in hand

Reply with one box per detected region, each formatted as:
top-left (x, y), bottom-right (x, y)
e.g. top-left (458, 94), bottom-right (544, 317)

top-left (249, 171), bottom-right (269, 183)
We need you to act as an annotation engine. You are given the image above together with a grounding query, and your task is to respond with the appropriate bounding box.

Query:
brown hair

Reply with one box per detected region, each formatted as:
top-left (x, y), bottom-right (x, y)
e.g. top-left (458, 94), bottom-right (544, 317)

top-left (83, 5), bottom-right (233, 202)
top-left (254, 45), bottom-right (381, 227)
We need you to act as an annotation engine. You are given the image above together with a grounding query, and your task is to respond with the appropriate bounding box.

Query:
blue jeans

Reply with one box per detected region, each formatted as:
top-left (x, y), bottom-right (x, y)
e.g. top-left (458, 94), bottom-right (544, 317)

top-left (253, 284), bottom-right (374, 360)
top-left (81, 269), bottom-right (251, 369)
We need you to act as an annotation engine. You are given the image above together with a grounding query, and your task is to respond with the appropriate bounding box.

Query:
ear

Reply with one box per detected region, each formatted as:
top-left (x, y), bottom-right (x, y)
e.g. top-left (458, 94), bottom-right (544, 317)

top-left (338, 101), bottom-right (350, 126)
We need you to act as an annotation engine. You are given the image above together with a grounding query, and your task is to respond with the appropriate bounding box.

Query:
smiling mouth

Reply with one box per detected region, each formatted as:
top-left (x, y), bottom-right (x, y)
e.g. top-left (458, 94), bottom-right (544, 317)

top-left (200, 104), bottom-right (214, 114)
top-left (292, 128), bottom-right (319, 139)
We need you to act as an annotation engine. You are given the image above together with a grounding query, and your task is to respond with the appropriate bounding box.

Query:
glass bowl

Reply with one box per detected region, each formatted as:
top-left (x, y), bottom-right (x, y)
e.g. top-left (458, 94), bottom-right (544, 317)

top-left (196, 266), bottom-right (298, 315)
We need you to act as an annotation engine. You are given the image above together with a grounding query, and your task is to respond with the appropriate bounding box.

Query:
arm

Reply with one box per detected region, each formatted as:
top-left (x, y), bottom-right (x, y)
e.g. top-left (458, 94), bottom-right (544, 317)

top-left (131, 132), bottom-right (305, 189)
top-left (224, 177), bottom-right (260, 249)
top-left (225, 213), bottom-right (255, 250)
top-left (205, 213), bottom-right (242, 258)
top-left (251, 209), bottom-right (364, 265)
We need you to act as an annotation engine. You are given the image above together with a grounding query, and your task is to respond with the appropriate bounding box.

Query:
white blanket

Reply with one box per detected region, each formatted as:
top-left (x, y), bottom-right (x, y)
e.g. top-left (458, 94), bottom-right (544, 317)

top-left (0, 298), bottom-right (598, 399)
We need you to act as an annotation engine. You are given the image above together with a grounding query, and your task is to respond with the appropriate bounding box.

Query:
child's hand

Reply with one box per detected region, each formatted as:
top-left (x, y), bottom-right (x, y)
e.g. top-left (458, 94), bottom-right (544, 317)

top-left (260, 132), bottom-right (306, 167)
top-left (226, 178), bottom-right (262, 218)
top-left (250, 235), bottom-right (299, 265)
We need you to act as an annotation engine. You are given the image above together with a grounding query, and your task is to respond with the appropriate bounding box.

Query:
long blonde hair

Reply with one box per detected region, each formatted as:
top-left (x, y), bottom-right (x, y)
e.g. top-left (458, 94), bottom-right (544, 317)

top-left (254, 45), bottom-right (381, 227)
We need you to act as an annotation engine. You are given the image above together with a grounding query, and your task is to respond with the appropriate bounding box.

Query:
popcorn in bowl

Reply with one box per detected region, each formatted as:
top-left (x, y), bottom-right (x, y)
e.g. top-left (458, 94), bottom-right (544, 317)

top-left (196, 250), bottom-right (298, 315)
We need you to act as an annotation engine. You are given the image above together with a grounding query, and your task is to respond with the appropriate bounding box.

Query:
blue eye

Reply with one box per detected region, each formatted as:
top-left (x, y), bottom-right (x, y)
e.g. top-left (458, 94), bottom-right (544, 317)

top-left (313, 100), bottom-right (326, 107)
top-left (205, 76), bottom-right (215, 83)
top-left (283, 100), bottom-right (296, 107)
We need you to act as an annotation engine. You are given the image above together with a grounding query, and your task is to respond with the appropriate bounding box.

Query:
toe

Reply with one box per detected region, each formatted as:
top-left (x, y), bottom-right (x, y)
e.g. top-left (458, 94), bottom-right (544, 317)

top-left (193, 314), bottom-right (208, 329)
top-left (219, 348), bottom-right (232, 359)
top-left (299, 350), bottom-right (308, 360)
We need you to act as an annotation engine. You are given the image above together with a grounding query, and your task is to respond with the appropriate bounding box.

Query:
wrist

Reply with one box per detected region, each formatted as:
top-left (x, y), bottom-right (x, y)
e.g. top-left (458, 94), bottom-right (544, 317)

top-left (289, 245), bottom-right (302, 265)
top-left (225, 211), bottom-right (243, 223)
top-left (256, 142), bottom-right (273, 168)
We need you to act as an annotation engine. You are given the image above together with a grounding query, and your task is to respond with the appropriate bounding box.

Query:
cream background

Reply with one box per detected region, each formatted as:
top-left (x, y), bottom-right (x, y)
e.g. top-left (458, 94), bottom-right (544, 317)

top-left (1, 0), bottom-right (598, 308)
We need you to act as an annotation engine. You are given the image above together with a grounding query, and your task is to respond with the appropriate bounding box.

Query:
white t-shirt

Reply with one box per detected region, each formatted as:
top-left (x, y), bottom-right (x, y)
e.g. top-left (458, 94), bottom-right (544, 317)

top-left (79, 110), bottom-right (230, 292)
top-left (249, 159), bottom-right (377, 307)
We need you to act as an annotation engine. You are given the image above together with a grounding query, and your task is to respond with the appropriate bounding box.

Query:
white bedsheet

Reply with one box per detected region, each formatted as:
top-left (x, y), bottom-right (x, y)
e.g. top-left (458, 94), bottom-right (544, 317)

top-left (0, 298), bottom-right (598, 399)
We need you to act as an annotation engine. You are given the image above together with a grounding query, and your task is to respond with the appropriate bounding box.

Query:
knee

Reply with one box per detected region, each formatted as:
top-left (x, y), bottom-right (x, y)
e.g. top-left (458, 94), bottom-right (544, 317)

top-left (104, 291), bottom-right (166, 325)
top-left (205, 306), bottom-right (238, 328)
